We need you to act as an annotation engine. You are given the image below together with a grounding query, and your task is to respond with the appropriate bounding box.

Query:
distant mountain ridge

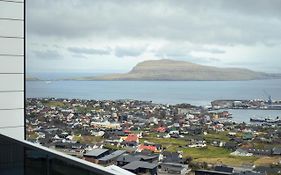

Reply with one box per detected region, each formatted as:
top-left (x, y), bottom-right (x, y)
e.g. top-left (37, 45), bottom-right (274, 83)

top-left (26, 76), bottom-right (40, 81)
top-left (70, 59), bottom-right (280, 81)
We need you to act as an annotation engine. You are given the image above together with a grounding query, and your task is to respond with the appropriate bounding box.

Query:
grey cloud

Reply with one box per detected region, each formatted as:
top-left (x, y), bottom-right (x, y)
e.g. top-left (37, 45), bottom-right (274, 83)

top-left (32, 49), bottom-right (62, 60)
top-left (71, 54), bottom-right (87, 59)
top-left (191, 57), bottom-right (221, 64)
top-left (155, 52), bottom-right (191, 60)
top-left (154, 43), bottom-right (225, 60)
top-left (115, 46), bottom-right (146, 57)
top-left (27, 0), bottom-right (281, 46)
top-left (196, 48), bottom-right (225, 54)
top-left (68, 47), bottom-right (111, 55)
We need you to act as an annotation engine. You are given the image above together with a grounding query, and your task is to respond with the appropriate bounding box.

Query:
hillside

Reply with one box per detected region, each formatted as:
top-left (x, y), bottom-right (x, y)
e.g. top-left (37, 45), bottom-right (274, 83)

top-left (72, 59), bottom-right (278, 81)
top-left (26, 76), bottom-right (40, 81)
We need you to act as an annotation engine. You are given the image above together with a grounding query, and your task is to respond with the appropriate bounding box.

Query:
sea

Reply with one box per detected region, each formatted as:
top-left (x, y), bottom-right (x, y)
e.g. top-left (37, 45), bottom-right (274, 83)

top-left (26, 78), bottom-right (281, 123)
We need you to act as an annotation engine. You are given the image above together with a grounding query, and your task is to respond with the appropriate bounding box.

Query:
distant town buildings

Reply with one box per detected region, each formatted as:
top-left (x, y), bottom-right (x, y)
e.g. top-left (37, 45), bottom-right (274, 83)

top-left (26, 98), bottom-right (281, 175)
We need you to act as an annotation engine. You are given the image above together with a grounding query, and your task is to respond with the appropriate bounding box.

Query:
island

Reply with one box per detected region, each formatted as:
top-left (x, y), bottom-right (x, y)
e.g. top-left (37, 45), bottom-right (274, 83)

top-left (70, 59), bottom-right (280, 81)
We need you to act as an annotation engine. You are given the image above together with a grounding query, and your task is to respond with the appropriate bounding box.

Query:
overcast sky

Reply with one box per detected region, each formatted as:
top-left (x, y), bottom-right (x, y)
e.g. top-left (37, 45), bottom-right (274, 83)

top-left (27, 0), bottom-right (281, 74)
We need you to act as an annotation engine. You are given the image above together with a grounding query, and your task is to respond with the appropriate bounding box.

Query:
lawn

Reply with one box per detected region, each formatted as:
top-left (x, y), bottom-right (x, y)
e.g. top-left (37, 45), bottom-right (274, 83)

top-left (254, 156), bottom-right (281, 166)
top-left (203, 131), bottom-right (230, 142)
top-left (140, 137), bottom-right (187, 147)
top-left (43, 101), bottom-right (68, 108)
top-left (141, 136), bottom-right (262, 167)
top-left (182, 146), bottom-right (231, 159)
top-left (181, 146), bottom-right (260, 166)
top-left (73, 135), bottom-right (104, 144)
top-left (196, 156), bottom-right (258, 166)
top-left (27, 131), bottom-right (39, 140)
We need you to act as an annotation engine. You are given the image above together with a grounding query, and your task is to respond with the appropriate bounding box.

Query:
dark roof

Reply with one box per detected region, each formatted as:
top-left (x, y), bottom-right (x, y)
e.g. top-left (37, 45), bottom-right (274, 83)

top-left (160, 162), bottom-right (188, 171)
top-left (254, 166), bottom-right (281, 174)
top-left (112, 131), bottom-right (126, 136)
top-left (195, 170), bottom-right (232, 175)
top-left (122, 161), bottom-right (158, 170)
top-left (117, 154), bottom-right (141, 163)
top-left (272, 147), bottom-right (281, 155)
top-left (161, 162), bottom-right (186, 167)
top-left (162, 151), bottom-right (180, 157)
top-left (225, 142), bottom-right (237, 147)
top-left (245, 148), bottom-right (271, 155)
top-left (98, 150), bottom-right (126, 162)
top-left (84, 149), bottom-right (109, 157)
top-left (233, 171), bottom-right (266, 175)
top-left (135, 154), bottom-right (159, 161)
top-left (163, 156), bottom-right (185, 164)
top-left (215, 166), bottom-right (234, 173)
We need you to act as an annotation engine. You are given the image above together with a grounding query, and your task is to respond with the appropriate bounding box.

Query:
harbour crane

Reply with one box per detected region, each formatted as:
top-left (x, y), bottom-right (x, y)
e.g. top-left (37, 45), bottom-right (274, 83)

top-left (263, 90), bottom-right (272, 105)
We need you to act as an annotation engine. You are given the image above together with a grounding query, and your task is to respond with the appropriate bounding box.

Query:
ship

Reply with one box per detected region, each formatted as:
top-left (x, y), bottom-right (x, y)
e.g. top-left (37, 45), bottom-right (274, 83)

top-left (250, 116), bottom-right (281, 123)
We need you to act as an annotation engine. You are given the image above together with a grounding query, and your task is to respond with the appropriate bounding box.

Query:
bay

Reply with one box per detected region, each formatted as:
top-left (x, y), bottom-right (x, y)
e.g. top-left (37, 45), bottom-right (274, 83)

top-left (27, 79), bottom-right (281, 123)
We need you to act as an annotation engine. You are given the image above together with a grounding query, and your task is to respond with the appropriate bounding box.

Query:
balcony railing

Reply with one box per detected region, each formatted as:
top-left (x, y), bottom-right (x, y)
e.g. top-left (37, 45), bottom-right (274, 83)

top-left (0, 134), bottom-right (119, 175)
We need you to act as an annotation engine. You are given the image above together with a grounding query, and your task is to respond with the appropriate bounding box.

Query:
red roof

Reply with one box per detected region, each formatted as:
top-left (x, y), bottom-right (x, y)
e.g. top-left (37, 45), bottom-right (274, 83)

top-left (138, 144), bottom-right (157, 152)
top-left (155, 127), bottom-right (167, 133)
top-left (125, 134), bottom-right (138, 142)
top-left (124, 129), bottom-right (131, 133)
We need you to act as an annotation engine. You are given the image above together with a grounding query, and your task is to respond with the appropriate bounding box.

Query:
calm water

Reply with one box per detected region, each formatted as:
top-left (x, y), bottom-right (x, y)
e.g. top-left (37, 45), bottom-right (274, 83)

top-left (27, 79), bottom-right (281, 123)
top-left (229, 109), bottom-right (281, 123)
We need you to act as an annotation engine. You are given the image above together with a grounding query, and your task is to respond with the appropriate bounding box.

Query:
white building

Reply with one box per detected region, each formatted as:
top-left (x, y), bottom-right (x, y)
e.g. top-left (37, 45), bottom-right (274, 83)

top-left (0, 0), bottom-right (24, 140)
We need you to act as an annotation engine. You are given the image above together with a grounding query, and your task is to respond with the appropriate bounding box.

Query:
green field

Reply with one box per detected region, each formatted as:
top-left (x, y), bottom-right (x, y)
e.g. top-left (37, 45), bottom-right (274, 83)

top-left (140, 134), bottom-right (261, 166)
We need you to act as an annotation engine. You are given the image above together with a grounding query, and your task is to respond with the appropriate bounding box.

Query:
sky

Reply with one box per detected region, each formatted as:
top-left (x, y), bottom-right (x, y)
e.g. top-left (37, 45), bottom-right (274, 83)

top-left (27, 0), bottom-right (281, 74)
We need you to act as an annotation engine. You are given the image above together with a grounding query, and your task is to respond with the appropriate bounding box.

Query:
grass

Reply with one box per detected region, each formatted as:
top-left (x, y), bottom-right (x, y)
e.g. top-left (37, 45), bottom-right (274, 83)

top-left (27, 131), bottom-right (39, 140)
top-left (73, 135), bottom-right (103, 144)
top-left (105, 139), bottom-right (279, 167)
top-left (104, 144), bottom-right (121, 150)
top-left (141, 136), bottom-right (263, 167)
top-left (254, 156), bottom-right (281, 166)
top-left (43, 101), bottom-right (68, 108)
top-left (182, 146), bottom-right (231, 159)
top-left (75, 106), bottom-right (95, 114)
top-left (182, 146), bottom-right (260, 166)
top-left (203, 131), bottom-right (230, 142)
top-left (140, 137), bottom-right (187, 147)
top-left (196, 156), bottom-right (258, 166)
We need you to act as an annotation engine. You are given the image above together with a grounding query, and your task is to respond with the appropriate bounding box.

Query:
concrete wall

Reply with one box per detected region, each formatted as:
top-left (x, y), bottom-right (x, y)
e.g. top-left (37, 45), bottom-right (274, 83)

top-left (0, 0), bottom-right (24, 140)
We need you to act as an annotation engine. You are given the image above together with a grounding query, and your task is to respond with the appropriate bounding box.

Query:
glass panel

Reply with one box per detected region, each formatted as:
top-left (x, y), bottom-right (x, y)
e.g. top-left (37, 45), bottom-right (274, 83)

top-left (0, 134), bottom-right (111, 175)
top-left (50, 158), bottom-right (92, 175)
top-left (0, 135), bottom-right (24, 175)
top-left (25, 148), bottom-right (48, 175)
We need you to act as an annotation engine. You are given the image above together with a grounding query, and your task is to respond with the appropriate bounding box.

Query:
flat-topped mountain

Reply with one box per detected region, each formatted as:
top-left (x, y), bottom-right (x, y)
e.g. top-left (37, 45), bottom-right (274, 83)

top-left (72, 59), bottom-right (280, 81)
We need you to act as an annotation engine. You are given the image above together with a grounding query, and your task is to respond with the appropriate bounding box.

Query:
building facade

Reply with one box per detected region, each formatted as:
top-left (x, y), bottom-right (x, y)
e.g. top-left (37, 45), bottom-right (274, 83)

top-left (0, 0), bottom-right (24, 140)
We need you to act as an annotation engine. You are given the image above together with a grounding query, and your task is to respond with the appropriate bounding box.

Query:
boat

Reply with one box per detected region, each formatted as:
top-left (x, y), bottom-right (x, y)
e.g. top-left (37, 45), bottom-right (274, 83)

top-left (250, 116), bottom-right (281, 123)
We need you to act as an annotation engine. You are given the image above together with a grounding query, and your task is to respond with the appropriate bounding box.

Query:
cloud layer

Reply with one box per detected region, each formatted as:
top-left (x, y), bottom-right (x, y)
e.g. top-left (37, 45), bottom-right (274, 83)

top-left (27, 0), bottom-right (281, 73)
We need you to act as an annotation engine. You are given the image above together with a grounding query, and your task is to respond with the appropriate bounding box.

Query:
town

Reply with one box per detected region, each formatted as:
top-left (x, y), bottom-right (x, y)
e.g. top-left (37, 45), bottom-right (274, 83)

top-left (26, 98), bottom-right (281, 175)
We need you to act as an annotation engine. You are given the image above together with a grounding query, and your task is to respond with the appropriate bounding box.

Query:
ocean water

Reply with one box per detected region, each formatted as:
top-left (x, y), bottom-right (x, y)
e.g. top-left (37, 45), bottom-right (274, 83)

top-left (26, 79), bottom-right (281, 122)
top-left (27, 79), bottom-right (281, 105)
top-left (228, 109), bottom-right (281, 123)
